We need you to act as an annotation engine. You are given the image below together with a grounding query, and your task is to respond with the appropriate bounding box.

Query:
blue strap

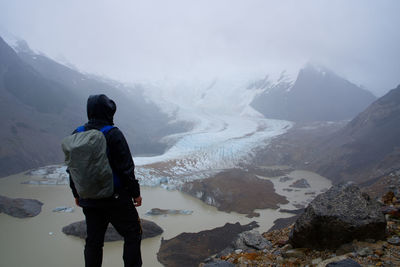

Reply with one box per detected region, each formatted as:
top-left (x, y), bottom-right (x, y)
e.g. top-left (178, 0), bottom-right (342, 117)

top-left (100, 125), bottom-right (115, 134)
top-left (76, 125), bottom-right (115, 134)
top-left (76, 125), bottom-right (86, 132)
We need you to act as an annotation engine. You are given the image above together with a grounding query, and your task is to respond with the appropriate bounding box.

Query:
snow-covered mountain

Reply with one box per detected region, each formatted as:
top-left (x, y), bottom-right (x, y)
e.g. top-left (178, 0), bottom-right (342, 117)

top-left (251, 63), bottom-right (377, 122)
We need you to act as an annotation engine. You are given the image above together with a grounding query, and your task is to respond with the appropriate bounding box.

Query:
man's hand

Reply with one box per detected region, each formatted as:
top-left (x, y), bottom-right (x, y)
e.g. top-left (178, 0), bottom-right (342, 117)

top-left (134, 196), bottom-right (142, 207)
top-left (74, 198), bottom-right (80, 207)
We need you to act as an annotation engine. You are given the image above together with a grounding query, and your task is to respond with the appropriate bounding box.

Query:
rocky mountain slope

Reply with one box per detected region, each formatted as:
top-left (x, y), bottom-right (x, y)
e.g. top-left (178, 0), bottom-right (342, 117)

top-left (257, 84), bottom-right (400, 185)
top-left (0, 36), bottom-right (184, 177)
top-left (251, 64), bottom-right (377, 122)
top-left (308, 85), bottom-right (400, 184)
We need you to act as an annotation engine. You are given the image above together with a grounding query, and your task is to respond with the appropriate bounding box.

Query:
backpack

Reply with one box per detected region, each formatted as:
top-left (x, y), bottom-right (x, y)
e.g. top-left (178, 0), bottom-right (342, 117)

top-left (61, 125), bottom-right (116, 199)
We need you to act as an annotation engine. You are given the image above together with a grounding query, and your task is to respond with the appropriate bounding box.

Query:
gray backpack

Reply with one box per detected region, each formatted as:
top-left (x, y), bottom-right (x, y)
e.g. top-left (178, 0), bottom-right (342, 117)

top-left (62, 125), bottom-right (115, 199)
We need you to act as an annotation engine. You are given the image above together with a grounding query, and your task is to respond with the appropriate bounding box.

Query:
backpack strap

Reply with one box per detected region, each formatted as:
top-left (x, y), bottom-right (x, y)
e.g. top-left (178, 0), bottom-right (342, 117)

top-left (76, 125), bottom-right (115, 134)
top-left (100, 125), bottom-right (115, 134)
top-left (76, 125), bottom-right (86, 132)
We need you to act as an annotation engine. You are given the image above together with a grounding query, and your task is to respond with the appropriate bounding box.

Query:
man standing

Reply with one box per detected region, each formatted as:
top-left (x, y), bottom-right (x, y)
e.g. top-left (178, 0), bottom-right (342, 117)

top-left (67, 94), bottom-right (142, 267)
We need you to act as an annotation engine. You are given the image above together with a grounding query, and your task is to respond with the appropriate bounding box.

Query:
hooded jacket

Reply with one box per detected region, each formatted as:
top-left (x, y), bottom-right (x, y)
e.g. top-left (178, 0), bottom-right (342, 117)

top-left (69, 94), bottom-right (140, 207)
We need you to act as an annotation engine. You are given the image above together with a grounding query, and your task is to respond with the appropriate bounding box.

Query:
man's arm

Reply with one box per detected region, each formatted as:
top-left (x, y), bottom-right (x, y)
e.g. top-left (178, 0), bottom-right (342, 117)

top-left (107, 128), bottom-right (141, 204)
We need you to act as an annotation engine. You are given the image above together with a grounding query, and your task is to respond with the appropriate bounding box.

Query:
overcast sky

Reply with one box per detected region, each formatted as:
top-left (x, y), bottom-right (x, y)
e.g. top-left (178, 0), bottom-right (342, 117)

top-left (0, 0), bottom-right (399, 96)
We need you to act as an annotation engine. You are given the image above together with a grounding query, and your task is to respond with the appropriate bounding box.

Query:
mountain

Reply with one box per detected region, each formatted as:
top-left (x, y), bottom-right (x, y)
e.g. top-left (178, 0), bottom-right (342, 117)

top-left (251, 64), bottom-right (377, 122)
top-left (0, 36), bottom-right (184, 177)
top-left (311, 84), bottom-right (400, 183)
top-left (257, 84), bottom-right (400, 185)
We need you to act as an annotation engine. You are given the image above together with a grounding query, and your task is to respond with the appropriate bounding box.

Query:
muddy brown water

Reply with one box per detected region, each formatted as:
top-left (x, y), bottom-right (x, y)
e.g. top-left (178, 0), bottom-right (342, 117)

top-left (0, 170), bottom-right (330, 267)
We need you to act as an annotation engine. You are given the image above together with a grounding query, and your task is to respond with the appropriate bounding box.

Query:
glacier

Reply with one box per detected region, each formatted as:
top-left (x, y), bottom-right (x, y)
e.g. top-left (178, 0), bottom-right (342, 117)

top-left (24, 74), bottom-right (294, 188)
top-left (133, 76), bottom-right (294, 187)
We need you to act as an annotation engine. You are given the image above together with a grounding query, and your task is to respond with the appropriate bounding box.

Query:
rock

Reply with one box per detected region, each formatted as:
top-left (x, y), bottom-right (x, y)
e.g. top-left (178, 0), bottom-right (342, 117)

top-left (325, 258), bottom-right (361, 267)
top-left (317, 256), bottom-right (348, 267)
top-left (216, 247), bottom-right (235, 258)
top-left (235, 249), bottom-right (243, 254)
top-left (157, 221), bottom-right (258, 267)
top-left (312, 258), bottom-right (323, 265)
top-left (0, 195), bottom-right (43, 218)
top-left (381, 206), bottom-right (398, 214)
top-left (374, 249), bottom-right (384, 256)
top-left (145, 208), bottom-right (193, 216)
top-left (232, 230), bottom-right (272, 251)
top-left (289, 178), bottom-right (311, 188)
top-left (382, 191), bottom-right (395, 204)
top-left (203, 260), bottom-right (235, 267)
top-left (283, 248), bottom-right (307, 258)
top-left (289, 183), bottom-right (386, 249)
top-left (356, 247), bottom-right (373, 257)
top-left (387, 236), bottom-right (400, 245)
top-left (335, 243), bottom-right (355, 256)
top-left (281, 244), bottom-right (293, 251)
top-left (62, 219), bottom-right (163, 241)
top-left (181, 169), bottom-right (288, 217)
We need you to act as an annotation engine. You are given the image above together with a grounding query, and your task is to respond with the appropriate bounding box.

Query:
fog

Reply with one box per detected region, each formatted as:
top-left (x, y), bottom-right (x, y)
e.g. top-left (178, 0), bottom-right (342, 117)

top-left (1, 0), bottom-right (399, 96)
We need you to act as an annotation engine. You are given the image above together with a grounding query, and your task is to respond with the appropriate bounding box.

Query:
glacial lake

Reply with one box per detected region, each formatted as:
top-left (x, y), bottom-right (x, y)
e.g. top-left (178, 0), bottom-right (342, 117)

top-left (0, 170), bottom-right (330, 267)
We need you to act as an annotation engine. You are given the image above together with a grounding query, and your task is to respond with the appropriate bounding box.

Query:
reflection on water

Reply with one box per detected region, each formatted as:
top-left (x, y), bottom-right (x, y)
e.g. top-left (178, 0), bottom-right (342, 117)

top-left (0, 170), bottom-right (329, 267)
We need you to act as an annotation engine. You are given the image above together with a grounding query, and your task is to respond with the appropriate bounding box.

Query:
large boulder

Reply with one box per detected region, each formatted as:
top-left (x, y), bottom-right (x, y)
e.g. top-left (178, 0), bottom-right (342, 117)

top-left (0, 195), bottom-right (43, 218)
top-left (289, 183), bottom-right (386, 249)
top-left (62, 219), bottom-right (163, 241)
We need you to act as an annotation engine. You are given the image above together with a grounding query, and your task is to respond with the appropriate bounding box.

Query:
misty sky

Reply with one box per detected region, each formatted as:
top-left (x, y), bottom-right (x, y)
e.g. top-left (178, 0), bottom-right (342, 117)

top-left (0, 0), bottom-right (399, 96)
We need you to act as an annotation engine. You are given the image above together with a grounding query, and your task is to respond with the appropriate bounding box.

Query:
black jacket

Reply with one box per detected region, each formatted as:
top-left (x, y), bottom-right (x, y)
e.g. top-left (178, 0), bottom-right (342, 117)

top-left (69, 94), bottom-right (140, 207)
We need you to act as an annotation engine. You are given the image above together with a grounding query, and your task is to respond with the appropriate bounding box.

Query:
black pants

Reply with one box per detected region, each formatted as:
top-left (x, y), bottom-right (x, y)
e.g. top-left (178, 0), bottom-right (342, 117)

top-left (82, 203), bottom-right (142, 267)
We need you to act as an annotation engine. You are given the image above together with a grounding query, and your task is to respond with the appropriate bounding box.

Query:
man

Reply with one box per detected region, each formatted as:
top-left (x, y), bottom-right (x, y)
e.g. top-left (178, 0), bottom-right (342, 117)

top-left (69, 94), bottom-right (142, 267)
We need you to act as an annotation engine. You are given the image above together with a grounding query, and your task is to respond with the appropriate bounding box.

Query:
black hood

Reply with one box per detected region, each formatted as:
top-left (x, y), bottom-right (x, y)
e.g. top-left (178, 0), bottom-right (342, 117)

top-left (87, 94), bottom-right (116, 125)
